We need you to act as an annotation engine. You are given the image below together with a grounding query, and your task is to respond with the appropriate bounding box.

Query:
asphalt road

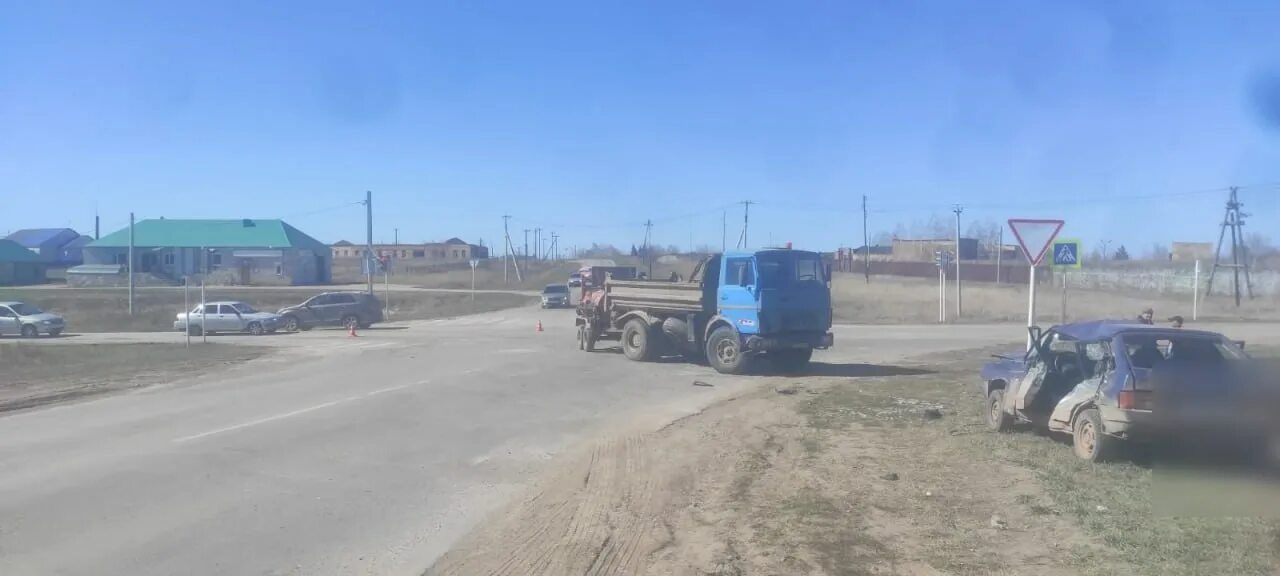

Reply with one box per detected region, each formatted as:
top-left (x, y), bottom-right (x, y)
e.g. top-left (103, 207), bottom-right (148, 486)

top-left (3, 310), bottom-right (1276, 576)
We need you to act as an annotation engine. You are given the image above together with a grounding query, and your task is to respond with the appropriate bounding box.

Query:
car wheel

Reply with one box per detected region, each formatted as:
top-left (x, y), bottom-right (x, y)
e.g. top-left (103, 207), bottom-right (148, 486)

top-left (770, 348), bottom-right (813, 374)
top-left (986, 388), bottom-right (1012, 432)
top-left (706, 326), bottom-right (748, 375)
top-left (283, 315), bottom-right (300, 332)
top-left (20, 324), bottom-right (38, 338)
top-left (621, 319), bottom-right (654, 361)
top-left (341, 315), bottom-right (360, 331)
top-left (247, 322), bottom-right (265, 336)
top-left (1072, 408), bottom-right (1113, 462)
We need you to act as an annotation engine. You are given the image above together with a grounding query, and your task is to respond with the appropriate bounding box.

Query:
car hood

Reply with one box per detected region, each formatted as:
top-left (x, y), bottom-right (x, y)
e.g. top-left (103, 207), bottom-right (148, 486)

top-left (22, 312), bottom-right (63, 323)
top-left (980, 352), bottom-right (1027, 382)
top-left (242, 312), bottom-right (283, 321)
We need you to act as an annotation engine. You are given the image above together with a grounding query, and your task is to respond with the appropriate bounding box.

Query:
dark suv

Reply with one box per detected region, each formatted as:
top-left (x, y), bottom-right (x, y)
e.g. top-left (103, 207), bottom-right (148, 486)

top-left (277, 291), bottom-right (384, 331)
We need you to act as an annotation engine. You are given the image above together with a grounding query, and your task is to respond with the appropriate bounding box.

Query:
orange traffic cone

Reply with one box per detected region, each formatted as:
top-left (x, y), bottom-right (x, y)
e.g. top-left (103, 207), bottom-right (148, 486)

top-left (348, 323), bottom-right (359, 337)
top-left (536, 320), bottom-right (544, 332)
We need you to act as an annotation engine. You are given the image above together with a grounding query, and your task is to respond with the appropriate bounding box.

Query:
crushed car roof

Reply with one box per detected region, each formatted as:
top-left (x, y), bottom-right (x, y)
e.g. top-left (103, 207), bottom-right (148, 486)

top-left (1054, 319), bottom-right (1223, 341)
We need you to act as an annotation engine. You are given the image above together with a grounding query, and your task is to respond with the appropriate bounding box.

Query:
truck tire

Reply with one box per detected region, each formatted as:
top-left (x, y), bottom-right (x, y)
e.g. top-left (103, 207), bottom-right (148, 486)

top-left (771, 348), bottom-right (812, 374)
top-left (621, 319), bottom-right (655, 361)
top-left (706, 326), bottom-right (748, 374)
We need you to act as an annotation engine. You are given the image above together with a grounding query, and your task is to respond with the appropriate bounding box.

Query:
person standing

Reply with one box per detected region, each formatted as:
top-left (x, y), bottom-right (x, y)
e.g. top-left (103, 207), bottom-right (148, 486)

top-left (1138, 308), bottom-right (1154, 325)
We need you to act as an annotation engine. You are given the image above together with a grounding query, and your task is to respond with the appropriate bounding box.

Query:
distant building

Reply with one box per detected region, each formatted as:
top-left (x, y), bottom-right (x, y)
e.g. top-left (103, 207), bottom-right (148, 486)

top-left (331, 237), bottom-right (489, 263)
top-left (891, 237), bottom-right (980, 261)
top-left (5, 228), bottom-right (89, 265)
top-left (0, 238), bottom-right (46, 285)
top-left (1171, 242), bottom-right (1214, 262)
top-left (75, 218), bottom-right (331, 286)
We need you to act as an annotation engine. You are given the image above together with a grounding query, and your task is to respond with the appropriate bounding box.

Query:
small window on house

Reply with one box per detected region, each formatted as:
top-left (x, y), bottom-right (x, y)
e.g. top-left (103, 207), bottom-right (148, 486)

top-left (413, 250), bottom-right (425, 258)
top-left (163, 253), bottom-right (175, 266)
top-left (275, 264), bottom-right (283, 275)
top-left (113, 253), bottom-right (127, 265)
top-left (208, 253), bottom-right (222, 266)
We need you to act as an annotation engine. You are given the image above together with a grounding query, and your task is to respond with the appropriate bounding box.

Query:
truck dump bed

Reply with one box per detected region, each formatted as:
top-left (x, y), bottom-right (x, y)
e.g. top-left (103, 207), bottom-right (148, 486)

top-left (606, 280), bottom-right (704, 313)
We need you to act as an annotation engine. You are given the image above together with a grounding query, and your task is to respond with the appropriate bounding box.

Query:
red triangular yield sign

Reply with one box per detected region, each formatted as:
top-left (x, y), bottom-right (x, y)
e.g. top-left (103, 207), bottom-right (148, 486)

top-left (1007, 219), bottom-right (1064, 266)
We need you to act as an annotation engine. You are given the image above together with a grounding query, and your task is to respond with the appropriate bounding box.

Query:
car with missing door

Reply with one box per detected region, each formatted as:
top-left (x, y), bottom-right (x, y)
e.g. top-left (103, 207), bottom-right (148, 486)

top-left (276, 291), bottom-right (383, 331)
top-left (174, 301), bottom-right (284, 336)
top-left (980, 320), bottom-right (1269, 463)
top-left (0, 301), bottom-right (66, 337)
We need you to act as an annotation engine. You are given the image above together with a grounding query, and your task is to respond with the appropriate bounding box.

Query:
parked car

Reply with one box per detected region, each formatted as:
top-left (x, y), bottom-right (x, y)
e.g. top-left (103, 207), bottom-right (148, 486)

top-left (980, 320), bottom-right (1257, 462)
top-left (567, 272), bottom-right (582, 287)
top-left (541, 284), bottom-right (571, 308)
top-left (0, 301), bottom-right (65, 337)
top-left (174, 301), bottom-right (283, 336)
top-left (276, 291), bottom-right (383, 331)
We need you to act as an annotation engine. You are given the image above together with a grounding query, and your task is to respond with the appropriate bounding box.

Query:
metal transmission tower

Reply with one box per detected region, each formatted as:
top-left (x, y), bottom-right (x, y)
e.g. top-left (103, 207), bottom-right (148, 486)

top-left (1205, 187), bottom-right (1253, 306)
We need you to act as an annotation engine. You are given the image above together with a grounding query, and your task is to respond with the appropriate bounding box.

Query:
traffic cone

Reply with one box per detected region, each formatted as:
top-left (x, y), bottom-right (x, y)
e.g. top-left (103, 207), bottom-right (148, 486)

top-left (536, 320), bottom-right (544, 332)
top-left (348, 323), bottom-right (359, 337)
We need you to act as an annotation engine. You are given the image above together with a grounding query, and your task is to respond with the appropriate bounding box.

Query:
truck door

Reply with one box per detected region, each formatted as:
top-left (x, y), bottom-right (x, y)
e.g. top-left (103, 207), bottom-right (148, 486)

top-left (719, 256), bottom-right (760, 335)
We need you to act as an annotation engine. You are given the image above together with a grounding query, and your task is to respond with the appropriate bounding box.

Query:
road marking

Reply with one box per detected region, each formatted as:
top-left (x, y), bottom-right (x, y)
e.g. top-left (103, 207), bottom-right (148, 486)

top-left (173, 382), bottom-right (418, 443)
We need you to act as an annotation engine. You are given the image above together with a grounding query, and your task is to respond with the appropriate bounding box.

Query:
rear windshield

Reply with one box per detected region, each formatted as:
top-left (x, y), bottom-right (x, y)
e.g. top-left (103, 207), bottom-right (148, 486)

top-left (543, 285), bottom-right (568, 294)
top-left (756, 252), bottom-right (825, 288)
top-left (1122, 335), bottom-right (1246, 370)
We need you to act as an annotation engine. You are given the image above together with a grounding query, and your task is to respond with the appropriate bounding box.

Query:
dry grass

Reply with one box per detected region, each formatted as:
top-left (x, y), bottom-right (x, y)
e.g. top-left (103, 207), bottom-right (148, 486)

top-left (833, 273), bottom-right (1280, 324)
top-left (0, 288), bottom-right (533, 333)
top-left (0, 343), bottom-right (267, 412)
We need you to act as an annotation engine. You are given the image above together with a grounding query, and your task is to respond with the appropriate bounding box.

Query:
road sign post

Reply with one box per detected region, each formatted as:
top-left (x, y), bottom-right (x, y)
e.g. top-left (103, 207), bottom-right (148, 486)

top-left (469, 258), bottom-right (480, 308)
top-left (1008, 219), bottom-right (1065, 350)
top-left (1051, 239), bottom-right (1082, 323)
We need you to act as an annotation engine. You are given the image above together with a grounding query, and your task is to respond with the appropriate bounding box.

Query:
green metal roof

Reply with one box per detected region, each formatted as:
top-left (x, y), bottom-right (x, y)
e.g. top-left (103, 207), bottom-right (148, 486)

top-left (89, 219), bottom-right (329, 252)
top-left (0, 239), bottom-right (41, 263)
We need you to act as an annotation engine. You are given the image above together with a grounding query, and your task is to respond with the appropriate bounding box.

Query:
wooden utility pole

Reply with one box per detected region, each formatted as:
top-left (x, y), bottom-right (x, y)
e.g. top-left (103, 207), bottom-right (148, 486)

top-left (862, 194), bottom-right (870, 283)
top-left (953, 205), bottom-right (963, 317)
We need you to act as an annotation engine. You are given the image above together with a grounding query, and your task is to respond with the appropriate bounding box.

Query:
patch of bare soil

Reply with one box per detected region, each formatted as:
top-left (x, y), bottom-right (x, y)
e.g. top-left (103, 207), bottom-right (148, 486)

top-left (0, 342), bottom-right (268, 412)
top-left (429, 349), bottom-right (1280, 576)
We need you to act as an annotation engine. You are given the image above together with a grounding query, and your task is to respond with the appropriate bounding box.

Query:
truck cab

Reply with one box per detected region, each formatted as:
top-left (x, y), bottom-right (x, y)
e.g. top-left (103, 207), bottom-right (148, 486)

top-left (695, 249), bottom-right (834, 372)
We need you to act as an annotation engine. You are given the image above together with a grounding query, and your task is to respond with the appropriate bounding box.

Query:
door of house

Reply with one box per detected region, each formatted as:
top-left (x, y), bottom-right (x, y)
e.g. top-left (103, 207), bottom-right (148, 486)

top-left (141, 252), bottom-right (158, 272)
top-left (239, 260), bottom-right (251, 284)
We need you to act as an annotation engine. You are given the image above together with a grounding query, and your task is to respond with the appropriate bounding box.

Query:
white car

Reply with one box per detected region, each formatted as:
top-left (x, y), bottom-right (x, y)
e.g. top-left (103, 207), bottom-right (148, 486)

top-left (175, 301), bottom-right (284, 336)
top-left (0, 301), bottom-right (66, 337)
top-left (541, 284), bottom-right (571, 308)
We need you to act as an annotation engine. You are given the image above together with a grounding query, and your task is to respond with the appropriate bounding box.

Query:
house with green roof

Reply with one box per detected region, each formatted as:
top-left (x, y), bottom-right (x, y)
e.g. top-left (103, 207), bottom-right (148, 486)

top-left (75, 219), bottom-right (331, 286)
top-left (0, 238), bottom-right (47, 285)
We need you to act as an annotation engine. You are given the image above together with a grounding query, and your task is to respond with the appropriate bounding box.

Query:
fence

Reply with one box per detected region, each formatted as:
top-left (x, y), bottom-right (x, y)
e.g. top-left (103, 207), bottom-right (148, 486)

top-left (1060, 266), bottom-right (1280, 298)
top-left (845, 260), bottom-right (1043, 284)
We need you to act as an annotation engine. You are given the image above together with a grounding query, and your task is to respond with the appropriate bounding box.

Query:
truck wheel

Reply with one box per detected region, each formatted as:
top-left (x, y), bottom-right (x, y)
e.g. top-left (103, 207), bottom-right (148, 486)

top-left (706, 326), bottom-right (748, 375)
top-left (1072, 408), bottom-right (1114, 462)
top-left (771, 348), bottom-right (812, 374)
top-left (986, 388), bottom-right (1012, 432)
top-left (621, 319), bottom-right (654, 361)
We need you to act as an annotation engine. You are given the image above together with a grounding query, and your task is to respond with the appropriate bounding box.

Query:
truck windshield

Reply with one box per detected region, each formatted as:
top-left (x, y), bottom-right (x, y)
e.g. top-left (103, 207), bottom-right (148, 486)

top-left (756, 253), bottom-right (825, 287)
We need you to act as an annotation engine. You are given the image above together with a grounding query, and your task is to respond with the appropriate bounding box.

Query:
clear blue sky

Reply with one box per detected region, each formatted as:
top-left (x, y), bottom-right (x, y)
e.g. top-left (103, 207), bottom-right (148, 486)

top-left (3, 1), bottom-right (1279, 256)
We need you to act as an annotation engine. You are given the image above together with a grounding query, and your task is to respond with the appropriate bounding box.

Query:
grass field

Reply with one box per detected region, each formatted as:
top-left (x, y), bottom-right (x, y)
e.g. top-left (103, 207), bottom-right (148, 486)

top-left (0, 343), bottom-right (268, 412)
top-left (832, 272), bottom-right (1280, 324)
top-left (0, 288), bottom-right (533, 333)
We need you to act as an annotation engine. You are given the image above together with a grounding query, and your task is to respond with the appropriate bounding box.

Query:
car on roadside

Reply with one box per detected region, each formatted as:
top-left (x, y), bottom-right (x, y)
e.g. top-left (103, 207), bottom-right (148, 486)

top-left (0, 301), bottom-right (66, 337)
top-left (276, 291), bottom-right (383, 332)
top-left (568, 272), bottom-right (582, 287)
top-left (174, 301), bottom-right (284, 336)
top-left (541, 284), bottom-right (571, 308)
top-left (980, 320), bottom-right (1262, 462)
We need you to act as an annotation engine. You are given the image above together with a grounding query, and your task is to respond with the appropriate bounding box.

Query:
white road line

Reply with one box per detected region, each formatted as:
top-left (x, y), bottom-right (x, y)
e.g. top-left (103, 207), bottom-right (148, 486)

top-left (173, 382), bottom-right (418, 443)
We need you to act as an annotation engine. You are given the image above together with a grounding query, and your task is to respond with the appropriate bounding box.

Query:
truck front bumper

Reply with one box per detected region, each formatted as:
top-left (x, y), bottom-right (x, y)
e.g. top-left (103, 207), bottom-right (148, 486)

top-left (745, 331), bottom-right (833, 352)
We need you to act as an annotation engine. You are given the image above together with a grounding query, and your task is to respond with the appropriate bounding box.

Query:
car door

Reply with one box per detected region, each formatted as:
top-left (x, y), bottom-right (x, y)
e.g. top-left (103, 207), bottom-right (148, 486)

top-left (718, 256), bottom-right (759, 335)
top-left (209, 304), bottom-right (238, 331)
top-left (329, 293), bottom-right (357, 323)
top-left (306, 294), bottom-right (336, 324)
top-left (0, 306), bottom-right (18, 335)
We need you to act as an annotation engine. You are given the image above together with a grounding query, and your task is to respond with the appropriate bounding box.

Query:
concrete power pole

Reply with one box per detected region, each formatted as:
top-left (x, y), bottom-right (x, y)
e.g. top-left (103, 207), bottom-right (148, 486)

top-left (736, 200), bottom-right (753, 249)
top-left (721, 210), bottom-right (726, 253)
top-left (953, 205), bottom-right (963, 317)
top-left (523, 229), bottom-right (530, 264)
top-left (364, 191), bottom-right (373, 295)
top-left (503, 215), bottom-right (522, 283)
top-left (862, 194), bottom-right (870, 283)
top-left (643, 220), bottom-right (654, 278)
top-left (128, 212), bottom-right (135, 315)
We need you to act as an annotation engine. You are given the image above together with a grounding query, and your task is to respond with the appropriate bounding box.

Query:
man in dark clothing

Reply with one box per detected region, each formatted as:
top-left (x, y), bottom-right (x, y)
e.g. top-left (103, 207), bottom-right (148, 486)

top-left (1169, 315), bottom-right (1184, 329)
top-left (1138, 308), bottom-right (1154, 325)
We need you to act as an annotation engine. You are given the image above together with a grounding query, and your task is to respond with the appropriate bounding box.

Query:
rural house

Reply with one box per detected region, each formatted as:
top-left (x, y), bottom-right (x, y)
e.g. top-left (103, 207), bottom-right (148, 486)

top-left (330, 237), bottom-right (490, 262)
top-left (0, 238), bottom-right (46, 285)
top-left (4, 228), bottom-right (91, 265)
top-left (74, 219), bottom-right (331, 287)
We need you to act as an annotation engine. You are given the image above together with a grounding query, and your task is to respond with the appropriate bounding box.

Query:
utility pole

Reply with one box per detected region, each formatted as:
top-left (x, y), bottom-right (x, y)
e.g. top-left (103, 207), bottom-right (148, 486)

top-left (1099, 240), bottom-right (1113, 262)
top-left (953, 205), bottom-right (963, 317)
top-left (128, 212), bottom-right (135, 315)
top-left (996, 227), bottom-right (1003, 284)
top-left (523, 229), bottom-right (530, 264)
top-left (503, 215), bottom-right (522, 283)
top-left (535, 228), bottom-right (542, 262)
top-left (862, 194), bottom-right (870, 283)
top-left (364, 191), bottom-right (373, 295)
top-left (643, 219), bottom-right (654, 278)
top-left (721, 210), bottom-right (726, 253)
top-left (1206, 186), bottom-right (1253, 306)
top-left (94, 212), bottom-right (100, 240)
top-left (736, 200), bottom-right (753, 249)
top-left (394, 228), bottom-right (399, 245)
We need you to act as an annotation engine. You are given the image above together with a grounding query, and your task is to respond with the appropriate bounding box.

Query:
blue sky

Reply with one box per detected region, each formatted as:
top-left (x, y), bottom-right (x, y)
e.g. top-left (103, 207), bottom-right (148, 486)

top-left (3, 0), bottom-right (1279, 256)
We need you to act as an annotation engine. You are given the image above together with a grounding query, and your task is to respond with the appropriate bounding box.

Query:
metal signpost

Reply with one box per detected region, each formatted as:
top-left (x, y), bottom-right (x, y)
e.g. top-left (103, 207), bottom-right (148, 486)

top-left (1007, 219), bottom-right (1064, 350)
top-left (469, 259), bottom-right (480, 307)
top-left (935, 250), bottom-right (952, 323)
top-left (184, 277), bottom-right (190, 349)
top-left (1051, 239), bottom-right (1082, 323)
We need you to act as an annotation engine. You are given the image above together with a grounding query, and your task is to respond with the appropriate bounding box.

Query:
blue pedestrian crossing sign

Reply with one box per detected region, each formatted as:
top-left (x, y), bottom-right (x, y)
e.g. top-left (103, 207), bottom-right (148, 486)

top-left (1052, 239), bottom-right (1082, 268)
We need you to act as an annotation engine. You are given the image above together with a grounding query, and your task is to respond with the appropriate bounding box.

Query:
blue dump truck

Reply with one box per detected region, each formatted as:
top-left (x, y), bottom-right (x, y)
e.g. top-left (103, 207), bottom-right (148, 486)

top-left (575, 248), bottom-right (834, 374)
